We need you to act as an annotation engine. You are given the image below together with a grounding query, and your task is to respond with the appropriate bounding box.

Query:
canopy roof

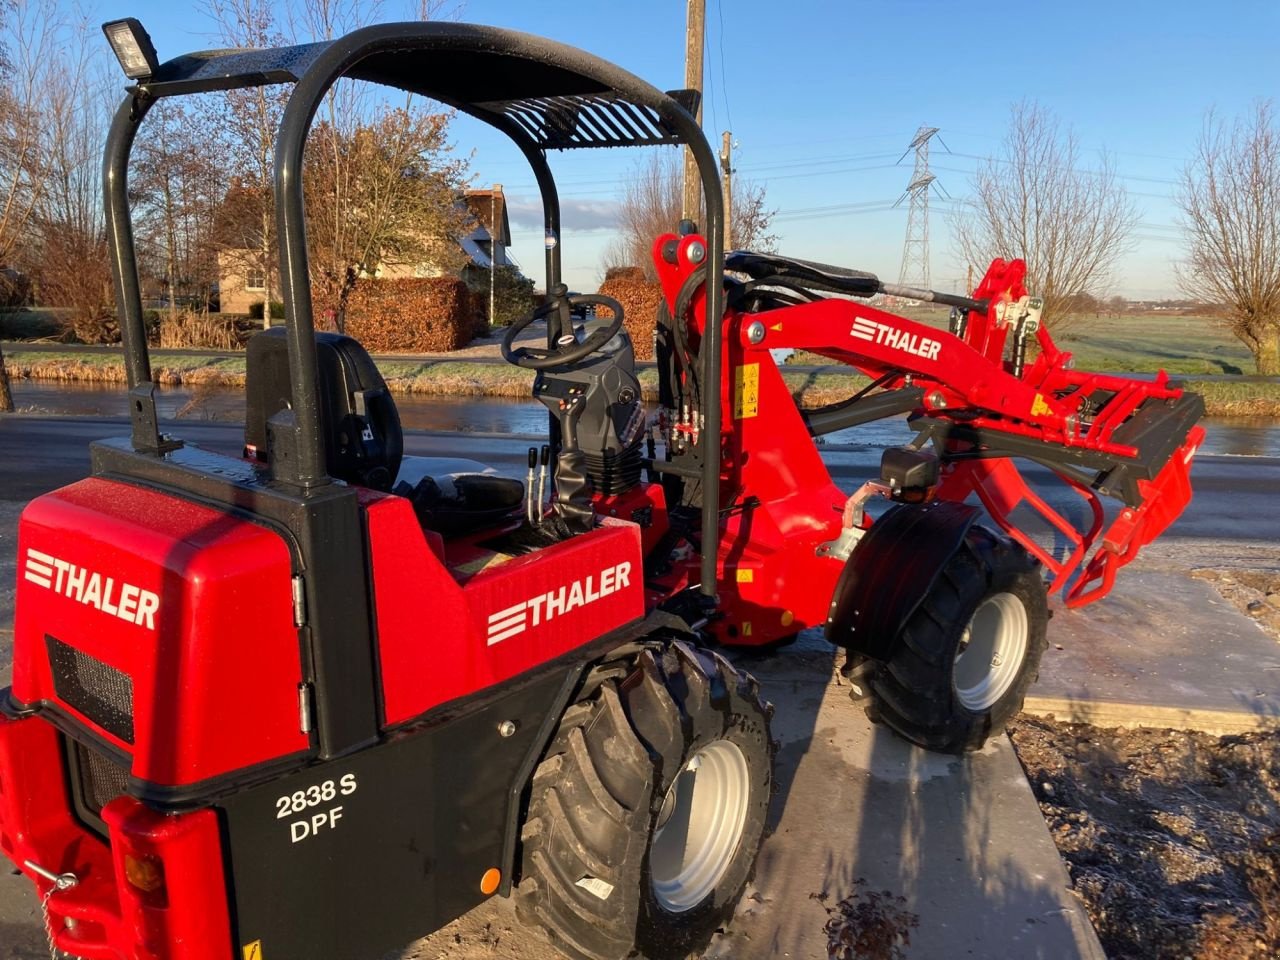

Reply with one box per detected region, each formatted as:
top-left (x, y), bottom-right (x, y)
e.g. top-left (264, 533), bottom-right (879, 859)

top-left (137, 22), bottom-right (700, 150)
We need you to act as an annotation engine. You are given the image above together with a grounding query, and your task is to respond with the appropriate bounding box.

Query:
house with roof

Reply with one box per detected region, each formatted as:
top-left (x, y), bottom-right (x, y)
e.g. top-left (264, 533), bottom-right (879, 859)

top-left (216, 185), bottom-right (514, 315)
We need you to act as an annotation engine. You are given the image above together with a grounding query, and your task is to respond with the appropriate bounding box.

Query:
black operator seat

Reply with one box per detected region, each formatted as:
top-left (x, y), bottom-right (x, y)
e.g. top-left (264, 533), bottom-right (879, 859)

top-left (244, 328), bottom-right (524, 536)
top-left (726, 250), bottom-right (882, 298)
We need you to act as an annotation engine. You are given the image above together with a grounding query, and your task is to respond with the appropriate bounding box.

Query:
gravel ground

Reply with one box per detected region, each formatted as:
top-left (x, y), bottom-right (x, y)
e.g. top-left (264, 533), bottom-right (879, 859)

top-left (1006, 567), bottom-right (1280, 960)
top-left (1194, 569), bottom-right (1280, 639)
top-left (1010, 717), bottom-right (1280, 960)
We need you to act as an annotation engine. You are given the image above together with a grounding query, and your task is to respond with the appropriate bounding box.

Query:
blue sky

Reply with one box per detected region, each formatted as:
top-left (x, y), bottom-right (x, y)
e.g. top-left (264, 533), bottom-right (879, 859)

top-left (115, 0), bottom-right (1278, 297)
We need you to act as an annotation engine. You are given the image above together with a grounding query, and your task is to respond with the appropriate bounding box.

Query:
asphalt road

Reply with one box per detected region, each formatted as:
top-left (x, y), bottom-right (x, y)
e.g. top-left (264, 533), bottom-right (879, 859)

top-left (0, 414), bottom-right (1276, 548)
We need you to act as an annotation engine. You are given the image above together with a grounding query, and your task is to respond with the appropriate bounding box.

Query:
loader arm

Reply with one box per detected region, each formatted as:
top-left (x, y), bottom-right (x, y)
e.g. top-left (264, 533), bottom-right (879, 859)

top-left (655, 244), bottom-right (1204, 608)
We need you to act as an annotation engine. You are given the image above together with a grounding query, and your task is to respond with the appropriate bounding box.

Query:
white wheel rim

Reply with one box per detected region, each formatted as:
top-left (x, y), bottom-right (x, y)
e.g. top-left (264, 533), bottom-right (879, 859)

top-left (953, 591), bottom-right (1029, 712)
top-left (649, 740), bottom-right (750, 913)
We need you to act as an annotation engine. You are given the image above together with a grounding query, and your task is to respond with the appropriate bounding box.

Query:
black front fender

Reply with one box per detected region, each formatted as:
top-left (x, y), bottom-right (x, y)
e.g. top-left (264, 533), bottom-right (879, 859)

top-left (825, 501), bottom-right (980, 660)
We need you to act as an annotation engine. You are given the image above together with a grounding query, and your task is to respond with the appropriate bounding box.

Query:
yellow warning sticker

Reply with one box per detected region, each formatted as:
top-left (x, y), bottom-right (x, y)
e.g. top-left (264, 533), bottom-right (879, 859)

top-left (735, 568), bottom-right (754, 583)
top-left (242, 941), bottom-right (263, 960)
top-left (742, 621), bottom-right (753, 636)
top-left (733, 363), bottom-right (760, 419)
top-left (1030, 393), bottom-right (1053, 417)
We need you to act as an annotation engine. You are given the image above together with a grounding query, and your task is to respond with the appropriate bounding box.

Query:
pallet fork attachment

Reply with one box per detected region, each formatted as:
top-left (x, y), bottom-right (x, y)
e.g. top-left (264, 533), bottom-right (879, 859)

top-left (933, 420), bottom-right (1204, 607)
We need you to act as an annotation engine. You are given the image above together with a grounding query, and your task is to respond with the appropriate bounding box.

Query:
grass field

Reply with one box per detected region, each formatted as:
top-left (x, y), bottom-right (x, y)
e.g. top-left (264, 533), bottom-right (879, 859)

top-left (1054, 315), bottom-right (1254, 375)
top-left (789, 307), bottom-right (1257, 376)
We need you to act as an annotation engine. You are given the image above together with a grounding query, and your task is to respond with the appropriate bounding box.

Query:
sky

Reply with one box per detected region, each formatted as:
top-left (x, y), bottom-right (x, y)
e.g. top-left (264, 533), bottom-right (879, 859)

top-left (111, 0), bottom-right (1279, 297)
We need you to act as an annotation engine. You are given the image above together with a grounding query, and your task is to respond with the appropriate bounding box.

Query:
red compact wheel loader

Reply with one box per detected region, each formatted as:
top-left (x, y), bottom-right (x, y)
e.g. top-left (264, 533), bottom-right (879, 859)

top-left (0, 19), bottom-right (1202, 960)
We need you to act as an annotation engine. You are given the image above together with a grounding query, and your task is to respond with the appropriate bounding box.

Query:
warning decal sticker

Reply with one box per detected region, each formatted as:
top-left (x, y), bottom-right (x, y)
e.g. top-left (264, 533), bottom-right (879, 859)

top-left (733, 363), bottom-right (760, 419)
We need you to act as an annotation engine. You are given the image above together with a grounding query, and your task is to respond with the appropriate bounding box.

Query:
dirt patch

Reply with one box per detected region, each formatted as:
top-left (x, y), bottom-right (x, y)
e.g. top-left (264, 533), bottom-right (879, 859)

top-left (1009, 715), bottom-right (1280, 960)
top-left (379, 902), bottom-right (565, 960)
top-left (1193, 569), bottom-right (1280, 640)
top-left (815, 880), bottom-right (920, 960)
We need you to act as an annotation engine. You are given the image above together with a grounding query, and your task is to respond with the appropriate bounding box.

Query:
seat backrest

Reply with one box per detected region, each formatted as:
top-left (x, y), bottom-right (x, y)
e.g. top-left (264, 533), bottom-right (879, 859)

top-left (244, 328), bottom-right (403, 490)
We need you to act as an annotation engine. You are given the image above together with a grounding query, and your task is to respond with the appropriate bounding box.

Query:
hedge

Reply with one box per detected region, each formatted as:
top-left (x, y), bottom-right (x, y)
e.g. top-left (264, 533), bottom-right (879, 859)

top-left (340, 277), bottom-right (478, 353)
top-left (248, 301), bottom-right (285, 321)
top-left (596, 270), bottom-right (662, 360)
top-left (465, 265), bottom-right (537, 327)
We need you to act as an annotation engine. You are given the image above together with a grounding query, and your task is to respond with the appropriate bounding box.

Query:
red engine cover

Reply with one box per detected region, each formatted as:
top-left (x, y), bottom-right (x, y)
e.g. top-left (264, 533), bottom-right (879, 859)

top-left (365, 494), bottom-right (645, 727)
top-left (11, 479), bottom-right (308, 787)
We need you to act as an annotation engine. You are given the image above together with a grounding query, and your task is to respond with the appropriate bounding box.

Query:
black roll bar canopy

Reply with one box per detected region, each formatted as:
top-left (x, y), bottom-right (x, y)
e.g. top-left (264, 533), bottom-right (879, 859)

top-left (103, 21), bottom-right (726, 600)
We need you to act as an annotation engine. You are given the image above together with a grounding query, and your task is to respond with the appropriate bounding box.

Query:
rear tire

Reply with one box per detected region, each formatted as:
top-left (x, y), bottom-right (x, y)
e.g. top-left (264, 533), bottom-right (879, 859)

top-left (516, 641), bottom-right (774, 960)
top-left (868, 525), bottom-right (1048, 754)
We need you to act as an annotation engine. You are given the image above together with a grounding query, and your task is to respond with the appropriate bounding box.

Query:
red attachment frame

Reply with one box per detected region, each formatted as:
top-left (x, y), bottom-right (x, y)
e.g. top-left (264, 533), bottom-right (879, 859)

top-left (654, 245), bottom-right (1203, 610)
top-left (937, 421), bottom-right (1203, 608)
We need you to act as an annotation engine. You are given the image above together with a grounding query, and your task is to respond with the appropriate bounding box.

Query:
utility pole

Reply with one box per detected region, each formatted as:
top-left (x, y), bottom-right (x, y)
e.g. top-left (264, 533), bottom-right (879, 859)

top-left (681, 0), bottom-right (705, 223)
top-left (720, 131), bottom-right (732, 252)
top-left (489, 184), bottom-right (500, 328)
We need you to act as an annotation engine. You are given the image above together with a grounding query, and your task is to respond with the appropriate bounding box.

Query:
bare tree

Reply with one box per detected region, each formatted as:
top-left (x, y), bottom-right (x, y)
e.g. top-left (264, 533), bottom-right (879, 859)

top-left (604, 151), bottom-right (778, 280)
top-left (1176, 102), bottom-right (1280, 375)
top-left (204, 0), bottom-right (289, 327)
top-left (0, 0), bottom-right (66, 410)
top-left (304, 109), bottom-right (470, 331)
top-left (952, 102), bottom-right (1138, 333)
top-left (133, 99), bottom-right (230, 319)
top-left (290, 0), bottom-right (471, 331)
top-left (205, 0), bottom-right (469, 327)
top-left (29, 30), bottom-right (118, 343)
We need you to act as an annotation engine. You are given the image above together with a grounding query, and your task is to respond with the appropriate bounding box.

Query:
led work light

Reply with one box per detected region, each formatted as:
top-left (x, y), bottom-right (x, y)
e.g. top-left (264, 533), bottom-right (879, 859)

top-left (102, 18), bottom-right (159, 81)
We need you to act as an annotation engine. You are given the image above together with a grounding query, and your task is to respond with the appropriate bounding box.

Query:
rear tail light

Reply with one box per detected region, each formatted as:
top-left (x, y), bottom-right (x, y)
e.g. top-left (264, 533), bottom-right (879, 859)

top-left (102, 797), bottom-right (233, 959)
top-left (123, 851), bottom-right (167, 908)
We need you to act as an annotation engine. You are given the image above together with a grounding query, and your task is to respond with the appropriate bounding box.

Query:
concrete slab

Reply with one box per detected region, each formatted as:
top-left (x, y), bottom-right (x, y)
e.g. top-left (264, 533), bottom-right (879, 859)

top-left (1026, 570), bottom-right (1280, 732)
top-left (702, 646), bottom-right (1104, 960)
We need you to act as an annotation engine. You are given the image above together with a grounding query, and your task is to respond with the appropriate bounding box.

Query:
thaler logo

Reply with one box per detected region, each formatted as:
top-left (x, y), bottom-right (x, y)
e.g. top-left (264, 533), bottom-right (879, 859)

top-left (851, 316), bottom-right (941, 361)
top-left (486, 561), bottom-right (632, 645)
top-left (23, 548), bottom-right (160, 629)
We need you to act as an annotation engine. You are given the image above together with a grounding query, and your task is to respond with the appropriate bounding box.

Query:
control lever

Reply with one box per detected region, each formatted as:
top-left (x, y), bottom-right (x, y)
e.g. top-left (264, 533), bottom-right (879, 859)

top-left (525, 447), bottom-right (537, 524)
top-left (537, 444), bottom-right (550, 525)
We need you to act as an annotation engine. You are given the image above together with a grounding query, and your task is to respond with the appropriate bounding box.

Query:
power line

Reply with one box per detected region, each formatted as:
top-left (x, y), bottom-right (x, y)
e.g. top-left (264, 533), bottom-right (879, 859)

top-left (944, 150), bottom-right (1180, 186)
top-left (492, 156), bottom-right (905, 197)
top-left (715, 0), bottom-right (732, 131)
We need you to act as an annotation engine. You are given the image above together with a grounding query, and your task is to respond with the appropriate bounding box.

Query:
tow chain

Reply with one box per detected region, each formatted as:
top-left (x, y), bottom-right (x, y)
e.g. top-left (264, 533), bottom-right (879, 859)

top-left (23, 859), bottom-right (78, 960)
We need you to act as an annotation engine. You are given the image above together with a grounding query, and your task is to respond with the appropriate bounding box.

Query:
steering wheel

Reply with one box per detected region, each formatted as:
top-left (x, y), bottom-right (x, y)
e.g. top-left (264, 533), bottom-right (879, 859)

top-left (501, 284), bottom-right (625, 370)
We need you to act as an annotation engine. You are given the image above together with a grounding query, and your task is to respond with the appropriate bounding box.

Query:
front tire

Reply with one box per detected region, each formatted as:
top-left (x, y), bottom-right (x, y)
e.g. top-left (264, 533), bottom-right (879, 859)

top-left (516, 641), bottom-right (774, 960)
top-left (868, 525), bottom-right (1048, 754)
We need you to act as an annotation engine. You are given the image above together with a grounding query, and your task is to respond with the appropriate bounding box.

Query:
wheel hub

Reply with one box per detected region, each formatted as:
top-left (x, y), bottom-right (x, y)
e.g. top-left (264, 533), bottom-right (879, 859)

top-left (648, 740), bottom-right (750, 913)
top-left (953, 591), bottom-right (1028, 712)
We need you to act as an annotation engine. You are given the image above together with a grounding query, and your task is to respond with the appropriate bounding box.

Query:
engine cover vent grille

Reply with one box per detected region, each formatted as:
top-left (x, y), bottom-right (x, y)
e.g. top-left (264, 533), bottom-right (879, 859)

top-left (46, 635), bottom-right (135, 744)
top-left (71, 739), bottom-right (130, 817)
